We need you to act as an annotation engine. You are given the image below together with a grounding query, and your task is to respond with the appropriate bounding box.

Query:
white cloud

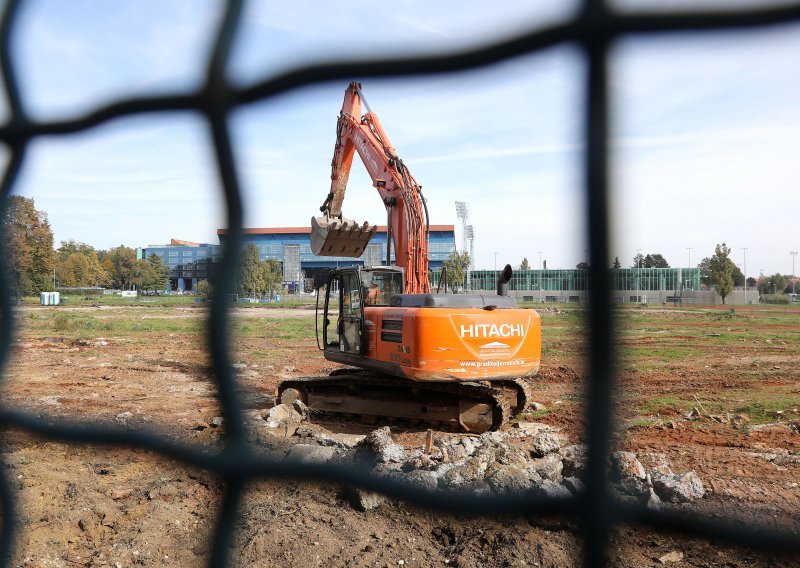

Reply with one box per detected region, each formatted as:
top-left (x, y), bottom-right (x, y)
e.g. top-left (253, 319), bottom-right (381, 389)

top-left (13, 0), bottom-right (220, 120)
top-left (229, 0), bottom-right (577, 82)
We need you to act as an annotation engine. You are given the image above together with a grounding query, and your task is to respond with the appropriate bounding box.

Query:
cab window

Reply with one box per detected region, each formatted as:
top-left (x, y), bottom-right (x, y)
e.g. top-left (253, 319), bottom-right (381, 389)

top-left (362, 270), bottom-right (403, 306)
top-left (340, 272), bottom-right (361, 314)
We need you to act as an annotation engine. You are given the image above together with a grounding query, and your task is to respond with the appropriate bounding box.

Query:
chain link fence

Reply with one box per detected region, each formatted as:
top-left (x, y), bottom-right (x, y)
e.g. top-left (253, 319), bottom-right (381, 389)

top-left (2, 0), bottom-right (800, 565)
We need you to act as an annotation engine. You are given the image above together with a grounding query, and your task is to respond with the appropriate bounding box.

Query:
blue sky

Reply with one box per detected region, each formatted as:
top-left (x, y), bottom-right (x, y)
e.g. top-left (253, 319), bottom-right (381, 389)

top-left (6, 0), bottom-right (800, 276)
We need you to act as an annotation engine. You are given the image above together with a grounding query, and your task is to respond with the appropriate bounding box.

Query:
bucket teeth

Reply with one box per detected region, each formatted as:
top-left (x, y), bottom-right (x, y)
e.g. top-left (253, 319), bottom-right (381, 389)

top-left (310, 216), bottom-right (378, 257)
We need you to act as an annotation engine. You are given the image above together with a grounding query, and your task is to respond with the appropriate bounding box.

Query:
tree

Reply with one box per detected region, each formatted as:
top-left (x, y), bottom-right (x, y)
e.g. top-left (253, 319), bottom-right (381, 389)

top-left (3, 196), bottom-right (55, 298)
top-left (576, 262), bottom-right (589, 269)
top-left (58, 253), bottom-right (89, 287)
top-left (196, 279), bottom-right (213, 298)
top-left (698, 254), bottom-right (735, 287)
top-left (708, 243), bottom-right (735, 304)
top-left (105, 245), bottom-right (138, 289)
top-left (731, 265), bottom-right (745, 287)
top-left (697, 257), bottom-right (712, 287)
top-left (238, 243), bottom-right (266, 297)
top-left (519, 258), bottom-right (530, 271)
top-left (442, 251), bottom-right (471, 292)
top-left (262, 258), bottom-right (283, 295)
top-left (55, 240), bottom-right (110, 288)
top-left (138, 254), bottom-right (168, 293)
top-left (644, 253), bottom-right (670, 268)
top-left (758, 273), bottom-right (787, 296)
top-left (57, 239), bottom-right (96, 261)
top-left (633, 252), bottom-right (670, 269)
top-left (612, 257), bottom-right (621, 269)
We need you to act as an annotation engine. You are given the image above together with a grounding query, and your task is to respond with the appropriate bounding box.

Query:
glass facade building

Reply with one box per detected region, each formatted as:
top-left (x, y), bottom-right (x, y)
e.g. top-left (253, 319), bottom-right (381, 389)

top-left (431, 268), bottom-right (702, 303)
top-left (140, 225), bottom-right (456, 292)
top-left (463, 268), bottom-right (699, 293)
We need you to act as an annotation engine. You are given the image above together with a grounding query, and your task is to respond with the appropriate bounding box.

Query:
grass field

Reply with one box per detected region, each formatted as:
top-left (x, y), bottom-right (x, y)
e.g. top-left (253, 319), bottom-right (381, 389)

top-left (5, 298), bottom-right (800, 565)
top-left (18, 297), bottom-right (800, 427)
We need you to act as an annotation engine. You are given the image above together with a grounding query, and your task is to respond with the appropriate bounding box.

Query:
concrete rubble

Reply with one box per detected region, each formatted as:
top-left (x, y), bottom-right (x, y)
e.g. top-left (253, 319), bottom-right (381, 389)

top-left (263, 403), bottom-right (304, 437)
top-left (255, 405), bottom-right (705, 511)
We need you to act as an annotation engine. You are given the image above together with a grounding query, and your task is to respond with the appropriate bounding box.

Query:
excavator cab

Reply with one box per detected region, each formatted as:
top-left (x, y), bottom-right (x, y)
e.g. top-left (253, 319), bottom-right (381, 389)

top-left (318, 266), bottom-right (403, 357)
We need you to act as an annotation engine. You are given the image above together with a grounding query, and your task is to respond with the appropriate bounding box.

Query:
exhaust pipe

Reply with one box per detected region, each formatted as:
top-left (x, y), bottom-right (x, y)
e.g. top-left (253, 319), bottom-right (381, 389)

top-left (496, 264), bottom-right (513, 296)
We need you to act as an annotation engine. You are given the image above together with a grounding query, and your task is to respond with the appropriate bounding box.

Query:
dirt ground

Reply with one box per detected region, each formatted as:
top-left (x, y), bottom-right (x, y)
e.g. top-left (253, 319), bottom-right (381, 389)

top-left (3, 303), bottom-right (799, 567)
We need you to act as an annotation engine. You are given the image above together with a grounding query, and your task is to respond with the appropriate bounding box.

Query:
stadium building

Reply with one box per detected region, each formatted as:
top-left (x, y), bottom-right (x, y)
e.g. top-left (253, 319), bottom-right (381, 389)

top-left (138, 225), bottom-right (457, 292)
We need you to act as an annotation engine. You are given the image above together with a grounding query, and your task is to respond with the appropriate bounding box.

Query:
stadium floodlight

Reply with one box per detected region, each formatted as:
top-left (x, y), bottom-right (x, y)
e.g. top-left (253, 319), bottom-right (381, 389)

top-left (454, 201), bottom-right (469, 255)
top-left (454, 201), bottom-right (469, 220)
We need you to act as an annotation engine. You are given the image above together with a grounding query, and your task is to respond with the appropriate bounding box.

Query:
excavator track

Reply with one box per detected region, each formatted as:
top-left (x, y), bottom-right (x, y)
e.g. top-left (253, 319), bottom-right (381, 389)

top-left (276, 371), bottom-right (535, 433)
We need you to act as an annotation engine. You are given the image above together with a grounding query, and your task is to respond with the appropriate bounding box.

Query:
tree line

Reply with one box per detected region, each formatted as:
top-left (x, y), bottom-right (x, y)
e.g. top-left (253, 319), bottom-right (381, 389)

top-left (55, 240), bottom-right (169, 293)
top-left (4, 196), bottom-right (286, 299)
top-left (3, 196), bottom-right (172, 298)
top-left (5, 196), bottom-right (795, 301)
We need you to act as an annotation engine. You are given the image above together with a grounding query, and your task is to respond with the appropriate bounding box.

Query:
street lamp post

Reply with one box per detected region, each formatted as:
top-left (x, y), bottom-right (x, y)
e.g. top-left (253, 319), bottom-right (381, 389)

top-left (636, 248), bottom-right (642, 301)
top-left (537, 251), bottom-right (543, 303)
top-left (742, 248), bottom-right (748, 305)
top-left (494, 252), bottom-right (498, 273)
top-left (465, 225), bottom-right (474, 291)
top-left (791, 251), bottom-right (798, 295)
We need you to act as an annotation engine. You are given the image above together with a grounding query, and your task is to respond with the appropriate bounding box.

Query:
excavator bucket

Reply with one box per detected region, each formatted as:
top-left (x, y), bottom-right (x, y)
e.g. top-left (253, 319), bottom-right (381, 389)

top-left (310, 216), bottom-right (378, 258)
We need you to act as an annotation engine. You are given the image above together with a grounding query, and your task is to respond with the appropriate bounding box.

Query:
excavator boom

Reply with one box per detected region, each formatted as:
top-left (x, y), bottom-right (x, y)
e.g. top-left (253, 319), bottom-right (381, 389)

top-left (311, 82), bottom-right (430, 294)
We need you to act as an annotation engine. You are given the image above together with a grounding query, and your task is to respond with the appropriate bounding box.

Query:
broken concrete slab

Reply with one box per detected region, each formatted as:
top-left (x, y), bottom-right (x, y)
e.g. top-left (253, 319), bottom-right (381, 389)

top-left (651, 471), bottom-right (705, 503)
top-left (560, 444), bottom-right (587, 479)
top-left (264, 403), bottom-right (304, 438)
top-left (612, 451), bottom-right (646, 481)
top-left (438, 456), bottom-right (492, 492)
top-left (316, 432), bottom-right (367, 449)
top-left (530, 432), bottom-right (561, 458)
top-left (617, 475), bottom-right (651, 498)
top-left (529, 453), bottom-right (563, 483)
top-left (357, 427), bottom-right (406, 464)
top-left (485, 465), bottom-right (537, 496)
top-left (283, 444), bottom-right (337, 465)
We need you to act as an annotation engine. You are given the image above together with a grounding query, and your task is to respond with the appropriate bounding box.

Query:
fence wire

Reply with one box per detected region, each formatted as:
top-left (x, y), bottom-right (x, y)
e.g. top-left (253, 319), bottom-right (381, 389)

top-left (1, 0), bottom-right (800, 566)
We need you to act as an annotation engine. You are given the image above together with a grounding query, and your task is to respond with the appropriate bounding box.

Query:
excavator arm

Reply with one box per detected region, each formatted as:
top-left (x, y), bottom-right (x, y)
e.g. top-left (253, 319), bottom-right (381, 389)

top-left (311, 82), bottom-right (430, 294)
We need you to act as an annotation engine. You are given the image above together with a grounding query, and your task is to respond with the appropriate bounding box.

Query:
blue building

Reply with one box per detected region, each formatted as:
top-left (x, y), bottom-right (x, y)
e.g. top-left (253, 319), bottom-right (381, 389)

top-left (138, 225), bottom-right (456, 292)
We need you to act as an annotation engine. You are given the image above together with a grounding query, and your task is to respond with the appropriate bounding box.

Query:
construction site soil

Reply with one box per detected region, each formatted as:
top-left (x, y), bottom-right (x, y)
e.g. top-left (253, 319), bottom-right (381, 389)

top-left (3, 303), bottom-right (799, 567)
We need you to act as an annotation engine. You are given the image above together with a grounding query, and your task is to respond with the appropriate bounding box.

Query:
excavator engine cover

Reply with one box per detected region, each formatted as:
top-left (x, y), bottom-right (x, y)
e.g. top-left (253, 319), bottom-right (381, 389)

top-left (310, 215), bottom-right (378, 258)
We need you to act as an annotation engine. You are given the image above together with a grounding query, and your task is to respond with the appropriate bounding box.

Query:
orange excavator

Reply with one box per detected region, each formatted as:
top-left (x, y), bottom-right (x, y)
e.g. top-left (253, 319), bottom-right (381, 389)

top-left (276, 83), bottom-right (541, 432)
